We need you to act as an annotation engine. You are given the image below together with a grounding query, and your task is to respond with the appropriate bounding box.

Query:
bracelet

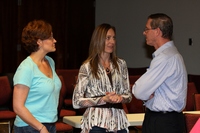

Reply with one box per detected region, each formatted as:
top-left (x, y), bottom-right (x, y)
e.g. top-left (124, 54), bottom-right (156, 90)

top-left (39, 125), bottom-right (44, 132)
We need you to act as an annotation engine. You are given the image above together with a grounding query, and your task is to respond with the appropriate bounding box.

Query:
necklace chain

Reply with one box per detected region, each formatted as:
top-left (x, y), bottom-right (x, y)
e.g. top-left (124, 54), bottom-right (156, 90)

top-left (100, 57), bottom-right (111, 73)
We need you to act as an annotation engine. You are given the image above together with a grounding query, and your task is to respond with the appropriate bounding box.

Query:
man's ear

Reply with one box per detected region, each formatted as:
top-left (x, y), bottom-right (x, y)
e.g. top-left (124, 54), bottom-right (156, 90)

top-left (155, 28), bottom-right (162, 37)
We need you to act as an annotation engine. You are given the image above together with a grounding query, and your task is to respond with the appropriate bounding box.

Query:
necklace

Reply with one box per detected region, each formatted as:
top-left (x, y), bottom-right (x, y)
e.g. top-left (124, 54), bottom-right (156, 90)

top-left (106, 67), bottom-right (110, 73)
top-left (100, 57), bottom-right (111, 74)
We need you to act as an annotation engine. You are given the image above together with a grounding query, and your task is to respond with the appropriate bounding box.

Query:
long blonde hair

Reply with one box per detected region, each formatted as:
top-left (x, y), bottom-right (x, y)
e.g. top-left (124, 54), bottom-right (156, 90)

top-left (84, 23), bottom-right (119, 79)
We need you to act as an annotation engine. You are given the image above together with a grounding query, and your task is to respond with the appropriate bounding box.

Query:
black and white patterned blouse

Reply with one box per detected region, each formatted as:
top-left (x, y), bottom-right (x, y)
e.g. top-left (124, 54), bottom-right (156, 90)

top-left (73, 58), bottom-right (132, 133)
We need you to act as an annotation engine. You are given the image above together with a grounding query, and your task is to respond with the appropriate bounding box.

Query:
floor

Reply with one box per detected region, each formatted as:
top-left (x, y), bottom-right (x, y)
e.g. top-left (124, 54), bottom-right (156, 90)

top-left (0, 121), bottom-right (14, 133)
top-left (0, 121), bottom-right (142, 133)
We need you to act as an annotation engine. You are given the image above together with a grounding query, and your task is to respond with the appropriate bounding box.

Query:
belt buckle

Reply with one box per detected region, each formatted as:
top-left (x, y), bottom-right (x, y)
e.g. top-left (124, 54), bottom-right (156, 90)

top-left (162, 111), bottom-right (168, 114)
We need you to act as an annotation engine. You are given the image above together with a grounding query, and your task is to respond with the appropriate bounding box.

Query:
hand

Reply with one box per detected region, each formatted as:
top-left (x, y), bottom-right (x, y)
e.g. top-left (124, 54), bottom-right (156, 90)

top-left (148, 93), bottom-right (154, 100)
top-left (103, 92), bottom-right (116, 102)
top-left (40, 126), bottom-right (49, 133)
top-left (103, 92), bottom-right (123, 103)
top-left (110, 94), bottom-right (123, 103)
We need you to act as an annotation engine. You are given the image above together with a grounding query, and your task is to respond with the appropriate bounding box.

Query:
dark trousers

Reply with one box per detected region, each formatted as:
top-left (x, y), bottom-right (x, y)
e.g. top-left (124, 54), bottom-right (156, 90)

top-left (89, 126), bottom-right (127, 133)
top-left (14, 123), bottom-right (56, 133)
top-left (142, 109), bottom-right (185, 133)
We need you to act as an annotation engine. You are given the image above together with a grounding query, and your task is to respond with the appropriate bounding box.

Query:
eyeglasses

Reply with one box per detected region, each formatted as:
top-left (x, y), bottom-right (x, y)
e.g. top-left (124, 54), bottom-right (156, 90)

top-left (144, 27), bottom-right (155, 32)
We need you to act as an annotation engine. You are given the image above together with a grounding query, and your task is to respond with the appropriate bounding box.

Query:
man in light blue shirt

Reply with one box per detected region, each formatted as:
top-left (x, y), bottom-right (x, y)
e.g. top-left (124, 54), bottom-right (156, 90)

top-left (132, 13), bottom-right (187, 133)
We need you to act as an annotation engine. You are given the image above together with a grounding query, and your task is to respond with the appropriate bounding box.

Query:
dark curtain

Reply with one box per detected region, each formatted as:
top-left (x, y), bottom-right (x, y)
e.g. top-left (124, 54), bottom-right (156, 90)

top-left (66, 0), bottom-right (95, 68)
top-left (0, 0), bottom-right (18, 73)
top-left (0, 0), bottom-right (95, 73)
top-left (18, 0), bottom-right (70, 69)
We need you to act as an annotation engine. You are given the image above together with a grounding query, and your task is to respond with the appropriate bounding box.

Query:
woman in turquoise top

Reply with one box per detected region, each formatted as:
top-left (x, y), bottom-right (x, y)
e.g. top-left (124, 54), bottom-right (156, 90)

top-left (13, 20), bottom-right (61, 133)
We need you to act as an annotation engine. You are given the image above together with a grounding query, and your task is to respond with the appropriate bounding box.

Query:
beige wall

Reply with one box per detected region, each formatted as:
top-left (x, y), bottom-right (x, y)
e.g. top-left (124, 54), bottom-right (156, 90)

top-left (96, 0), bottom-right (200, 74)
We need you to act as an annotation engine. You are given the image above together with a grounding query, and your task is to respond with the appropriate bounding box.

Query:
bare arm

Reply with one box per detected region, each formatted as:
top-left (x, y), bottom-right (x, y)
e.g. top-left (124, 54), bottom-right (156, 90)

top-left (13, 84), bottom-right (49, 133)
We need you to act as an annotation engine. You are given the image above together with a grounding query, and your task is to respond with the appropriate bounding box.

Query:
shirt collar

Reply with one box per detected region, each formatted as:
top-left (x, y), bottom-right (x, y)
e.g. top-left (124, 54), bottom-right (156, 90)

top-left (152, 41), bottom-right (174, 58)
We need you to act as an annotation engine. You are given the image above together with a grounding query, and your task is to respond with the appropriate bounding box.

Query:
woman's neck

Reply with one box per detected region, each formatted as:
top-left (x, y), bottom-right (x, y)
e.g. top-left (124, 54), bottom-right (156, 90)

top-left (99, 54), bottom-right (111, 73)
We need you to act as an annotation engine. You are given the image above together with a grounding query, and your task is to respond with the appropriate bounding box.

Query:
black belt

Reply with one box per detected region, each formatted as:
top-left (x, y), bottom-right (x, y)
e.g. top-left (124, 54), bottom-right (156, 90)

top-left (146, 108), bottom-right (180, 114)
top-left (94, 103), bottom-right (123, 109)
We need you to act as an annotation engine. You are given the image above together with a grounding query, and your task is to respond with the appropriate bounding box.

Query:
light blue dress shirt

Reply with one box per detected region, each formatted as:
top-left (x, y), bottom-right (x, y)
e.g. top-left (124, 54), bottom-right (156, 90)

top-left (132, 41), bottom-right (187, 112)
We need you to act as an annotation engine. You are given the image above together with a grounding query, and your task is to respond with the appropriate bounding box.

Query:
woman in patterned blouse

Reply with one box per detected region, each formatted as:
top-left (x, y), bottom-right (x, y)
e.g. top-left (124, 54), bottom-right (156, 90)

top-left (72, 23), bottom-right (132, 133)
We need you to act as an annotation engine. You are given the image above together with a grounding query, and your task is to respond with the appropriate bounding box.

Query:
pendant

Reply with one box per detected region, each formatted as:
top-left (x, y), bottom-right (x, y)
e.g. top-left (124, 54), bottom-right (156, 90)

top-left (106, 67), bottom-right (110, 73)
